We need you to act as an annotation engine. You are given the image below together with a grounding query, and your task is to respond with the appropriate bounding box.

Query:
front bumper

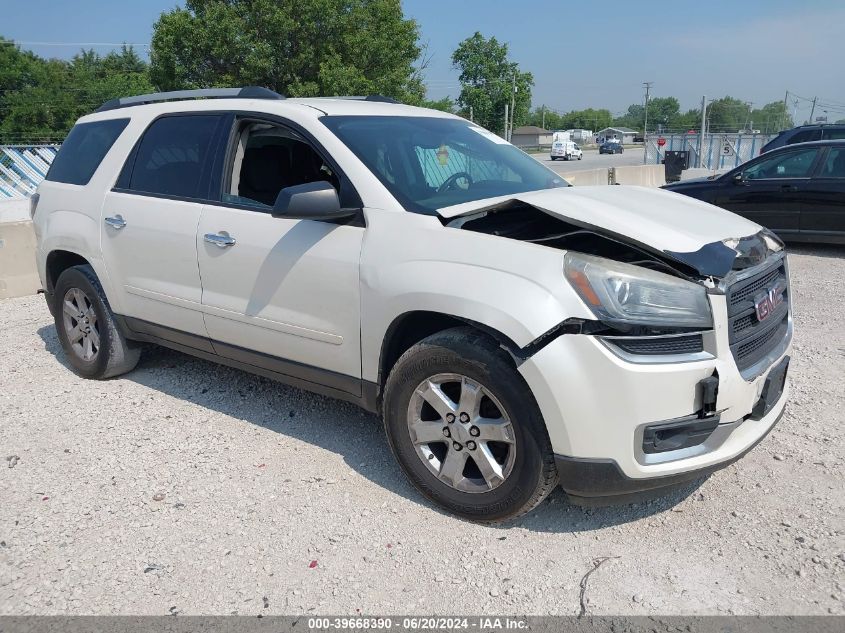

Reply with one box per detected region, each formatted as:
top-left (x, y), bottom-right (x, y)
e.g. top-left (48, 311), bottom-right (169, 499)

top-left (518, 298), bottom-right (792, 491)
top-left (555, 403), bottom-right (785, 505)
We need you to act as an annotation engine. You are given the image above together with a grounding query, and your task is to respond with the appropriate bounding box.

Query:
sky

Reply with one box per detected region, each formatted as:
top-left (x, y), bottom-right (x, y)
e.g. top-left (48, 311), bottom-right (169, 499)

top-left (2, 0), bottom-right (845, 121)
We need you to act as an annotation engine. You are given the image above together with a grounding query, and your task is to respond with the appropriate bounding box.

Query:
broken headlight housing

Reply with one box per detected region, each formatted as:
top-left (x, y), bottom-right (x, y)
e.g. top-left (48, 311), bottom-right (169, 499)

top-left (564, 252), bottom-right (712, 329)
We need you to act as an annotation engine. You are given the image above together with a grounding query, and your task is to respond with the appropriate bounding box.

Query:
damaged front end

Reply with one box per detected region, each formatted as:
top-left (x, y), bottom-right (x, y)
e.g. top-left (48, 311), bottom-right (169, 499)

top-left (443, 196), bottom-right (789, 373)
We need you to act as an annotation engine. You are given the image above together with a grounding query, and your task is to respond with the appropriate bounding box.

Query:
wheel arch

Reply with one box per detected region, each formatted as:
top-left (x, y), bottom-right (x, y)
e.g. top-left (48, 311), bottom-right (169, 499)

top-left (376, 310), bottom-right (524, 397)
top-left (45, 249), bottom-right (91, 295)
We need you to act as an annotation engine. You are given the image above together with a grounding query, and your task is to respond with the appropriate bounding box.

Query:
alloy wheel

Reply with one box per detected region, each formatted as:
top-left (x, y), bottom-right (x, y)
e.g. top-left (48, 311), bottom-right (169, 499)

top-left (62, 287), bottom-right (100, 361)
top-left (406, 373), bottom-right (516, 493)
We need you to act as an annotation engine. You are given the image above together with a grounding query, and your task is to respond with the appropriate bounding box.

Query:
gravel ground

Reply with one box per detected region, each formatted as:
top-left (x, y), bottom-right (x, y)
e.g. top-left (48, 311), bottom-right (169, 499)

top-left (1, 245), bottom-right (843, 616)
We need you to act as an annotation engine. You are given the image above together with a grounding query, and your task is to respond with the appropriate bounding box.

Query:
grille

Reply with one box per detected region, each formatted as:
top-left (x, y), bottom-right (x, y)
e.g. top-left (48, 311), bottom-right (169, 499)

top-left (726, 260), bottom-right (790, 373)
top-left (609, 334), bottom-right (704, 356)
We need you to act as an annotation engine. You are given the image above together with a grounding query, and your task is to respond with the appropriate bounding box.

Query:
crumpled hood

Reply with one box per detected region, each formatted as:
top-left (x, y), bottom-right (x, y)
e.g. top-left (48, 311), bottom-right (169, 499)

top-left (439, 186), bottom-right (775, 278)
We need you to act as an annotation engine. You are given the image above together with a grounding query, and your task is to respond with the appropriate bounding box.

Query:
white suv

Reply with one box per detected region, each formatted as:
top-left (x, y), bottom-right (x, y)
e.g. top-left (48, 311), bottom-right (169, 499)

top-left (32, 87), bottom-right (792, 521)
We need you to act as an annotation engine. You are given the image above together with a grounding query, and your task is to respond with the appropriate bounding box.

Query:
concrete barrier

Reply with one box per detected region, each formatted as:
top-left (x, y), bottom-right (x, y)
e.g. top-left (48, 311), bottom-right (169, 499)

top-left (0, 199), bottom-right (40, 299)
top-left (558, 168), bottom-right (610, 186)
top-left (611, 164), bottom-right (666, 187)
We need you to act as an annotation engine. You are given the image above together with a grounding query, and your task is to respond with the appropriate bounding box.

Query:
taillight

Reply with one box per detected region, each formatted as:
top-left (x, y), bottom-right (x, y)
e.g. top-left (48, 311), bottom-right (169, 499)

top-left (29, 193), bottom-right (40, 219)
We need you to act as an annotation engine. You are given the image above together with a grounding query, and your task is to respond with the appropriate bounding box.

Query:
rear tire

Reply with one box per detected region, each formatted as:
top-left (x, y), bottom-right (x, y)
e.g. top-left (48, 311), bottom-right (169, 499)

top-left (53, 265), bottom-right (141, 379)
top-left (382, 327), bottom-right (558, 522)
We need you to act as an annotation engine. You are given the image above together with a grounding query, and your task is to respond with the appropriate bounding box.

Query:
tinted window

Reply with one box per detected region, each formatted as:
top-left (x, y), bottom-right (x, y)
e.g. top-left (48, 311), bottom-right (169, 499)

top-left (822, 127), bottom-right (845, 140)
top-left (128, 115), bottom-right (219, 198)
top-left (818, 148), bottom-right (845, 178)
top-left (46, 118), bottom-right (129, 185)
top-left (744, 148), bottom-right (818, 180)
top-left (787, 129), bottom-right (822, 144)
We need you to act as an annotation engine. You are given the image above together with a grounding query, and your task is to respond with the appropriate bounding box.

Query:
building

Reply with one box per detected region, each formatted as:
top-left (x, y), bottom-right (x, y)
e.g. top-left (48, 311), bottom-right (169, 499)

top-left (597, 127), bottom-right (638, 144)
top-left (510, 126), bottom-right (554, 148)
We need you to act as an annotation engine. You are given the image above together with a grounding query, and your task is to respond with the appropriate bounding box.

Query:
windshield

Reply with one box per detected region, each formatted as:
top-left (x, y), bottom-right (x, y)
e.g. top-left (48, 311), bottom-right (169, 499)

top-left (321, 115), bottom-right (568, 214)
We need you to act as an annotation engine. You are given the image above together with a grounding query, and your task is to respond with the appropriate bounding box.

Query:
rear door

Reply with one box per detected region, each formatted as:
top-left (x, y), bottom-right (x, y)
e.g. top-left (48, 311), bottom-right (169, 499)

top-left (800, 146), bottom-right (845, 239)
top-left (101, 113), bottom-right (227, 337)
top-left (713, 146), bottom-right (821, 235)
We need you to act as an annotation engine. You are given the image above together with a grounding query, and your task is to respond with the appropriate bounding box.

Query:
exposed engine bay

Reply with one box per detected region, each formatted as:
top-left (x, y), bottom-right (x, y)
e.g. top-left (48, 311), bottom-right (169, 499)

top-left (444, 199), bottom-right (784, 283)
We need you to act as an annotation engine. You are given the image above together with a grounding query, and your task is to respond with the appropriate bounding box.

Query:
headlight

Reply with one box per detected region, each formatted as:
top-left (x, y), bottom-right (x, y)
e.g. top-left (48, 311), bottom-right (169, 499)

top-left (564, 252), bottom-right (712, 328)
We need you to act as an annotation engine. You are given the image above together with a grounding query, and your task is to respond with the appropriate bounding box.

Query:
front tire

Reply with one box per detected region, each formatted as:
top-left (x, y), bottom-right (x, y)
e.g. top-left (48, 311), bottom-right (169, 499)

top-left (382, 327), bottom-right (558, 522)
top-left (53, 265), bottom-right (141, 379)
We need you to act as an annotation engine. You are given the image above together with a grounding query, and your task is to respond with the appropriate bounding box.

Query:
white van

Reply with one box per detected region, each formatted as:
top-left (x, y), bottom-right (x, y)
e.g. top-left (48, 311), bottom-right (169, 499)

top-left (551, 140), bottom-right (582, 161)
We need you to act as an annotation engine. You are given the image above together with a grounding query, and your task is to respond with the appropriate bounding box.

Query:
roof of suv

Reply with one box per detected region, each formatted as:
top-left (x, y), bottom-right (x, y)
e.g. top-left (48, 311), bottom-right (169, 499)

top-left (82, 88), bottom-right (458, 123)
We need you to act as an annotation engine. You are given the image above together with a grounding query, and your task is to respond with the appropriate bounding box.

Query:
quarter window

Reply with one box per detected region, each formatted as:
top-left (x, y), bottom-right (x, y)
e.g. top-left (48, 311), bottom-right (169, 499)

top-left (127, 115), bottom-right (220, 198)
top-left (46, 118), bottom-right (129, 185)
top-left (743, 148), bottom-right (818, 180)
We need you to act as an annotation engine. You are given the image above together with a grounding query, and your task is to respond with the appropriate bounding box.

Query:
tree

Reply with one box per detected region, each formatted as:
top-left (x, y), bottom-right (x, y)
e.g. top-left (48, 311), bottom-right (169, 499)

top-left (421, 97), bottom-right (455, 113)
top-left (149, 0), bottom-right (425, 103)
top-left (749, 101), bottom-right (793, 133)
top-left (451, 32), bottom-right (532, 135)
top-left (0, 39), bottom-right (153, 143)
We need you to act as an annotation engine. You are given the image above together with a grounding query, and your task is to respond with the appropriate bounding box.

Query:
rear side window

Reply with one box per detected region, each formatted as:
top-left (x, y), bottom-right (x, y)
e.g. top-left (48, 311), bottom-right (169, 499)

top-left (822, 127), bottom-right (845, 140)
top-left (126, 115), bottom-right (220, 198)
top-left (787, 129), bottom-right (822, 144)
top-left (46, 118), bottom-right (129, 185)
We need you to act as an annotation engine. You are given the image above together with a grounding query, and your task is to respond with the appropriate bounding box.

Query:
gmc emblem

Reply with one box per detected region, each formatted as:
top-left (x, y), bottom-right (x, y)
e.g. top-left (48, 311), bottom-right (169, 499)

top-left (754, 283), bottom-right (785, 322)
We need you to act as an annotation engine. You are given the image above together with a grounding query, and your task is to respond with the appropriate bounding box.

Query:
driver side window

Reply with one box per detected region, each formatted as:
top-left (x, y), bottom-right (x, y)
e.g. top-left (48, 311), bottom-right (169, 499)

top-left (744, 148), bottom-right (818, 180)
top-left (223, 121), bottom-right (340, 209)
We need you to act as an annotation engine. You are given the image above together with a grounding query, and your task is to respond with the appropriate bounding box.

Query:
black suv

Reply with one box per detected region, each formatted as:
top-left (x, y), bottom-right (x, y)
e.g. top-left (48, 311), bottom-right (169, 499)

top-left (761, 123), bottom-right (845, 153)
top-left (663, 140), bottom-right (845, 244)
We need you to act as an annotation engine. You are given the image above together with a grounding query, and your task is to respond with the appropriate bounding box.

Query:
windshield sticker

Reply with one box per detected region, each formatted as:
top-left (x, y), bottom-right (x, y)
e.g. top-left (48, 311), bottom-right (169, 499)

top-left (468, 126), bottom-right (510, 144)
top-left (436, 144), bottom-right (449, 166)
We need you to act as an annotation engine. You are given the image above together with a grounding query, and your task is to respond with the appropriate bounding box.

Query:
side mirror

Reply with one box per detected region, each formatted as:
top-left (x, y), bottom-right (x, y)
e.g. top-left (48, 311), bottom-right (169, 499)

top-left (272, 181), bottom-right (355, 220)
top-left (733, 172), bottom-right (746, 183)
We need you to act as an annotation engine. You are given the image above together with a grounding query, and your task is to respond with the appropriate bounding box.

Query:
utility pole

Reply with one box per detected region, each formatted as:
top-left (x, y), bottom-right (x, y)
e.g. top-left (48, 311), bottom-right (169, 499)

top-left (469, 106), bottom-right (474, 123)
top-left (504, 103), bottom-right (509, 141)
top-left (743, 102), bottom-right (753, 132)
top-left (781, 90), bottom-right (789, 130)
top-left (809, 97), bottom-right (817, 124)
top-left (541, 105), bottom-right (546, 130)
top-left (698, 95), bottom-right (707, 168)
top-left (510, 74), bottom-right (517, 141)
top-left (642, 82), bottom-right (653, 164)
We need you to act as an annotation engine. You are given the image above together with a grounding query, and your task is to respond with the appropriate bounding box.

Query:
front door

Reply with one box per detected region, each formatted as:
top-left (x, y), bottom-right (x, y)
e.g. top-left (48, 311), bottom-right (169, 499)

top-left (196, 117), bottom-right (364, 395)
top-left (100, 113), bottom-right (225, 336)
top-left (714, 146), bottom-right (820, 236)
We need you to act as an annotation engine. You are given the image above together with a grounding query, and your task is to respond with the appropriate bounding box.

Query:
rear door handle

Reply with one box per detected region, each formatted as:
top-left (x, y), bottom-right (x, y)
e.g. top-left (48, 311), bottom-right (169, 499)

top-left (104, 215), bottom-right (126, 230)
top-left (204, 232), bottom-right (236, 248)
top-left (780, 184), bottom-right (798, 192)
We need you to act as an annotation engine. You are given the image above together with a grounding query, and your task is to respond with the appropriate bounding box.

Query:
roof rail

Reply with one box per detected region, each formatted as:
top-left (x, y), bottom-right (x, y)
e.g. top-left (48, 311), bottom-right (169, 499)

top-left (304, 95), bottom-right (401, 104)
top-left (364, 94), bottom-right (399, 104)
top-left (96, 86), bottom-right (284, 112)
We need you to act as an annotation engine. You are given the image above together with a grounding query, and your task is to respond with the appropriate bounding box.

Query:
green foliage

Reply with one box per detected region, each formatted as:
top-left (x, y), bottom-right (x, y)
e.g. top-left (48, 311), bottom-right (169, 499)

top-left (527, 107), bottom-right (611, 132)
top-left (749, 101), bottom-right (793, 133)
top-left (0, 40), bottom-right (153, 143)
top-left (608, 96), bottom-right (793, 134)
top-left (420, 97), bottom-right (455, 113)
top-left (451, 32), bottom-right (532, 134)
top-left (150, 0), bottom-right (425, 103)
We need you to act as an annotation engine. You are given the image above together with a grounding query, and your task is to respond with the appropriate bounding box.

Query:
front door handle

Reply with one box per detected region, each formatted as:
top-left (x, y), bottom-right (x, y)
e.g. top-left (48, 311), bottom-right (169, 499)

top-left (104, 215), bottom-right (126, 230)
top-left (780, 184), bottom-right (798, 192)
top-left (204, 232), bottom-right (236, 248)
